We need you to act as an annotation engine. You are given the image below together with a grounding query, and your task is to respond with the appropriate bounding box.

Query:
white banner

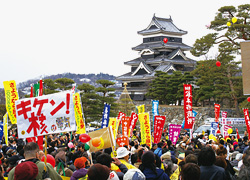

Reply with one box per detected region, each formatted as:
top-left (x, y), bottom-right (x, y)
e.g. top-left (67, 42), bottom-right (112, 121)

top-left (16, 92), bottom-right (76, 138)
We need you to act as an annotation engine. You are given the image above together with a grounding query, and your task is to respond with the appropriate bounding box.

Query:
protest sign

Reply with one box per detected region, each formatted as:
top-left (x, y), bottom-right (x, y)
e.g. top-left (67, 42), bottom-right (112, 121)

top-left (169, 124), bottom-right (181, 145)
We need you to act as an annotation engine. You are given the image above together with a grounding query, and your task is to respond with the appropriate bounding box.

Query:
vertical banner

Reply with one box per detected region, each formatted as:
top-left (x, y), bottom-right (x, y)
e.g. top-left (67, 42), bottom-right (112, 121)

top-left (243, 109), bottom-right (250, 139)
top-left (30, 85), bottom-right (34, 98)
top-left (152, 100), bottom-right (159, 130)
top-left (211, 122), bottom-right (218, 136)
top-left (3, 113), bottom-right (8, 145)
top-left (117, 111), bottom-right (126, 126)
top-left (101, 103), bottom-right (110, 128)
top-left (139, 112), bottom-right (152, 148)
top-left (3, 80), bottom-right (19, 124)
top-left (214, 104), bottom-right (220, 122)
top-left (34, 82), bottom-right (40, 97)
top-left (73, 93), bottom-right (86, 134)
top-left (108, 118), bottom-right (117, 140)
top-left (0, 122), bottom-right (3, 144)
top-left (221, 111), bottom-right (227, 125)
top-left (129, 112), bottom-right (138, 137)
top-left (39, 79), bottom-right (43, 96)
top-left (169, 124), bottom-right (182, 145)
top-left (121, 116), bottom-right (130, 137)
top-left (183, 84), bottom-right (193, 129)
top-left (137, 105), bottom-right (145, 114)
top-left (153, 116), bottom-right (166, 144)
top-left (236, 128), bottom-right (240, 139)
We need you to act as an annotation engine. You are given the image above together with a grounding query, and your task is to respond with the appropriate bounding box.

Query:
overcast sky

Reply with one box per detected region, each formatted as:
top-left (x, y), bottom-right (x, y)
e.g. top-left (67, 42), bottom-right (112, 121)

top-left (0, 0), bottom-right (249, 88)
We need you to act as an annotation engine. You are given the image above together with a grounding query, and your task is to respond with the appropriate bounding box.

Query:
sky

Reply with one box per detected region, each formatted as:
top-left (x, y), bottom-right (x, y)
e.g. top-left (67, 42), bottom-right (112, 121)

top-left (0, 0), bottom-right (249, 88)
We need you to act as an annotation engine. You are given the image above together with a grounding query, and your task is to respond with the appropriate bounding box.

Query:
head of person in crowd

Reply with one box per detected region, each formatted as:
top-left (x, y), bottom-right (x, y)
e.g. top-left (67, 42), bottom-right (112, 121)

top-left (23, 142), bottom-right (39, 160)
top-left (151, 143), bottom-right (157, 151)
top-left (37, 150), bottom-right (45, 161)
top-left (243, 154), bottom-right (250, 167)
top-left (216, 145), bottom-right (227, 159)
top-left (123, 169), bottom-right (145, 180)
top-left (104, 147), bottom-right (112, 155)
top-left (185, 154), bottom-right (198, 164)
top-left (237, 165), bottom-right (250, 180)
top-left (87, 163), bottom-right (110, 180)
top-left (214, 156), bottom-right (227, 169)
top-left (116, 147), bottom-right (130, 162)
top-left (180, 163), bottom-right (200, 180)
top-left (96, 153), bottom-right (113, 168)
top-left (198, 147), bottom-right (216, 166)
top-left (139, 151), bottom-right (157, 174)
top-left (14, 161), bottom-right (38, 180)
top-left (163, 159), bottom-right (174, 177)
top-left (154, 154), bottom-right (161, 168)
top-left (55, 150), bottom-right (66, 166)
top-left (74, 157), bottom-right (87, 170)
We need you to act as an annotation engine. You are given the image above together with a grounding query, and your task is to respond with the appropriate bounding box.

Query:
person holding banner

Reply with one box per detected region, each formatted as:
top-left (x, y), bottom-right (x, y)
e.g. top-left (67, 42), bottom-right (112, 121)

top-left (8, 142), bottom-right (62, 180)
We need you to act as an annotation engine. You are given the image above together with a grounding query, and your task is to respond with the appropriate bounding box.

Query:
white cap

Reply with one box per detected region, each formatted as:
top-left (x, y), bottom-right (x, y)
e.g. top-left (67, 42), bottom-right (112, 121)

top-left (116, 147), bottom-right (130, 159)
top-left (124, 169), bottom-right (145, 180)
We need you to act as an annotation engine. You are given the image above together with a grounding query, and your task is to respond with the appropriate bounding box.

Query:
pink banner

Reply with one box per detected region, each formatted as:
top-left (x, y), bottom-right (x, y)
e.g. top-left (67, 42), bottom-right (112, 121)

top-left (169, 124), bottom-right (182, 145)
top-left (183, 84), bottom-right (193, 129)
top-left (154, 116), bottom-right (166, 144)
top-left (244, 109), bottom-right (250, 140)
top-left (129, 112), bottom-right (138, 137)
top-left (214, 104), bottom-right (220, 122)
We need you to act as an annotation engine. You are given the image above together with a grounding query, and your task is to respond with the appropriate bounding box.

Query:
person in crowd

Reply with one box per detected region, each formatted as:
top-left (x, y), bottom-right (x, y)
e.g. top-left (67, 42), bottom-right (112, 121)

top-left (87, 163), bottom-right (110, 180)
top-left (198, 147), bottom-right (226, 180)
top-left (70, 157), bottom-right (88, 180)
top-left (14, 161), bottom-right (38, 180)
top-left (123, 169), bottom-right (145, 180)
top-left (139, 151), bottom-right (170, 180)
top-left (116, 147), bottom-right (136, 169)
top-left (185, 154), bottom-right (198, 164)
top-left (154, 142), bottom-right (163, 157)
top-left (179, 163), bottom-right (200, 180)
top-left (216, 145), bottom-right (236, 178)
top-left (8, 142), bottom-right (62, 180)
top-left (54, 150), bottom-right (73, 177)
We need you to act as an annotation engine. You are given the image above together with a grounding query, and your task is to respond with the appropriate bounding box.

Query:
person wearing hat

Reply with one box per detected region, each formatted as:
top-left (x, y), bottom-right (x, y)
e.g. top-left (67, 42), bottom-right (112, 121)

top-left (123, 169), bottom-right (145, 180)
top-left (8, 142), bottom-right (62, 180)
top-left (14, 161), bottom-right (38, 180)
top-left (70, 157), bottom-right (88, 180)
top-left (116, 147), bottom-right (136, 170)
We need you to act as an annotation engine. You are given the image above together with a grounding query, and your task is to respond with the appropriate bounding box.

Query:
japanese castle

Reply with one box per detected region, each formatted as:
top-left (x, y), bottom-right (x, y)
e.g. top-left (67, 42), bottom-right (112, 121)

top-left (116, 14), bottom-right (196, 102)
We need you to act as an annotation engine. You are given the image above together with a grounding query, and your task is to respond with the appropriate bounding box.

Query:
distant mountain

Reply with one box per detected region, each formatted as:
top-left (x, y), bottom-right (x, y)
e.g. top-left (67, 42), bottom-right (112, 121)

top-left (0, 73), bottom-right (122, 103)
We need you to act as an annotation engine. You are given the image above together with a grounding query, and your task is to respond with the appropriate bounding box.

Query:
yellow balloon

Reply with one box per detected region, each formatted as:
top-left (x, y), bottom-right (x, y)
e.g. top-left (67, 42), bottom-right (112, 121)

top-left (97, 137), bottom-right (104, 149)
top-left (227, 128), bottom-right (233, 134)
top-left (227, 22), bottom-right (231, 27)
top-left (232, 17), bottom-right (237, 24)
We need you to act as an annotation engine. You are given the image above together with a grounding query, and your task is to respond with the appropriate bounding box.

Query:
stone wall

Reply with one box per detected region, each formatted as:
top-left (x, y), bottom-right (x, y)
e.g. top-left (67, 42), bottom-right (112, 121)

top-left (145, 105), bottom-right (241, 128)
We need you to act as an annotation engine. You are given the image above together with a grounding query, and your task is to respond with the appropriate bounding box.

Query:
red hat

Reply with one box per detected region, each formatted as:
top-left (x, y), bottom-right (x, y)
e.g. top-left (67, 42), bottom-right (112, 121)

top-left (74, 157), bottom-right (87, 169)
top-left (14, 161), bottom-right (38, 180)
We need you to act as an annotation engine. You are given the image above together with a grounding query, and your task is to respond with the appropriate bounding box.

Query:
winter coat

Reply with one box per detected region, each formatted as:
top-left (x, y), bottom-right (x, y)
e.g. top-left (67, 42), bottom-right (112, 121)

top-left (70, 168), bottom-right (88, 180)
top-left (142, 167), bottom-right (170, 180)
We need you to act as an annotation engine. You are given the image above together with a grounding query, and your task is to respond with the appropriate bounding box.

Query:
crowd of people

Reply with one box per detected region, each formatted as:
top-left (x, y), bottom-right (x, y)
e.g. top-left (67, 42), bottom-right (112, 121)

top-left (0, 128), bottom-right (250, 180)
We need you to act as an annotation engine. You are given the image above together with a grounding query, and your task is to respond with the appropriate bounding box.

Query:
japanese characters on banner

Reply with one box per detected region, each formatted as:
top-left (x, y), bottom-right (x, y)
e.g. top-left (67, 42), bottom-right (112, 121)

top-left (0, 122), bottom-right (3, 143)
top-left (243, 109), bottom-right (250, 139)
top-left (211, 122), bottom-right (218, 136)
top-left (3, 80), bottom-right (19, 124)
top-left (108, 118), bottom-right (117, 140)
top-left (117, 136), bottom-right (129, 147)
top-left (73, 93), bottom-right (86, 134)
top-left (139, 112), bottom-right (152, 148)
top-left (101, 103), bottom-right (110, 128)
top-left (117, 112), bottom-right (126, 126)
top-left (214, 104), bottom-right (220, 122)
top-left (224, 125), bottom-right (232, 137)
top-left (169, 124), bottom-right (182, 145)
top-left (16, 92), bottom-right (76, 138)
top-left (221, 111), bottom-right (227, 125)
top-left (183, 84), bottom-right (193, 129)
top-left (137, 104), bottom-right (145, 114)
top-left (122, 117), bottom-right (130, 137)
top-left (3, 113), bottom-right (8, 145)
top-left (129, 112), bottom-right (138, 137)
top-left (154, 116), bottom-right (166, 144)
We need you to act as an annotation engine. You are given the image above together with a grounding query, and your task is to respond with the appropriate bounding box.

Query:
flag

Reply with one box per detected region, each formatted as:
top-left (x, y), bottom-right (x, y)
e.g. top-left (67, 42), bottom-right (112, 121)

top-left (108, 118), bottom-right (117, 140)
top-left (34, 82), bottom-right (40, 97)
top-left (183, 84), bottom-right (193, 129)
top-left (139, 112), bottom-right (152, 148)
top-left (169, 124), bottom-right (182, 145)
top-left (3, 80), bottom-right (19, 124)
top-left (214, 104), bottom-right (220, 122)
top-left (121, 116), bottom-right (130, 137)
top-left (3, 113), bottom-right (8, 145)
top-left (154, 116), bottom-right (165, 144)
top-left (129, 112), bottom-right (138, 137)
top-left (101, 103), bottom-right (110, 128)
top-left (243, 109), bottom-right (250, 140)
top-left (73, 93), bottom-right (86, 134)
top-left (236, 128), bottom-right (240, 139)
top-left (137, 105), bottom-right (145, 114)
top-left (152, 100), bottom-right (159, 130)
top-left (211, 122), bottom-right (218, 136)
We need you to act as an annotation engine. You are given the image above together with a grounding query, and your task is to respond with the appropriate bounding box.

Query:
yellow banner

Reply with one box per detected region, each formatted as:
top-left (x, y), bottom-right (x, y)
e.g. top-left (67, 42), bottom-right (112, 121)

top-left (3, 113), bottom-right (8, 146)
top-left (3, 80), bottom-right (19, 124)
top-left (137, 104), bottom-right (145, 114)
top-left (108, 117), bottom-right (117, 140)
top-left (73, 93), bottom-right (86, 134)
top-left (139, 112), bottom-right (152, 148)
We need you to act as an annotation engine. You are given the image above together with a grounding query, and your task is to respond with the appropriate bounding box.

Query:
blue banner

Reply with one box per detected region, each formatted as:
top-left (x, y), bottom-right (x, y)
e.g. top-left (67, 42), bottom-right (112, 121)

top-left (211, 122), bottom-right (218, 136)
top-left (0, 123), bottom-right (3, 143)
top-left (152, 100), bottom-right (159, 130)
top-left (192, 110), bottom-right (198, 117)
top-left (101, 103), bottom-right (110, 128)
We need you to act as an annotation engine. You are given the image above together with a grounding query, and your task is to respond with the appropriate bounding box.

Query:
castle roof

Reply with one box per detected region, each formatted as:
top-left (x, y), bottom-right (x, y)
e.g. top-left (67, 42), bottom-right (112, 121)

top-left (138, 15), bottom-right (187, 36)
